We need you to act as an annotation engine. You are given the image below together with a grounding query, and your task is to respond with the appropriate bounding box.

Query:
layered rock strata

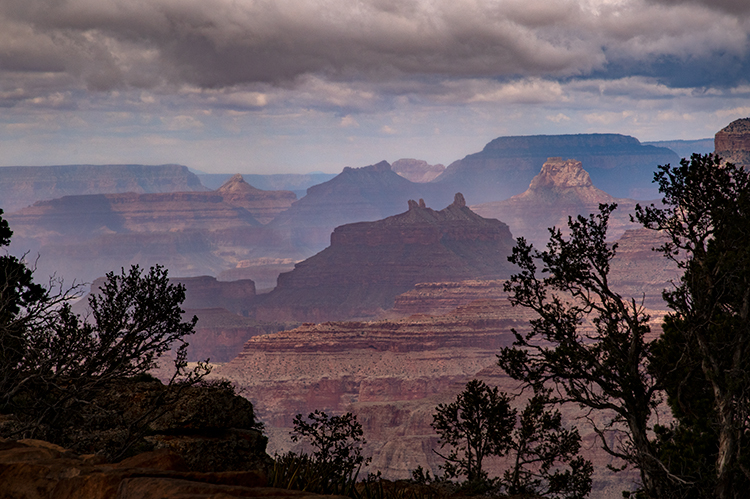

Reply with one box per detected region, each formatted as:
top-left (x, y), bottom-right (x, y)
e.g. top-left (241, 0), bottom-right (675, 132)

top-left (715, 117), bottom-right (750, 168)
top-left (214, 297), bottom-right (534, 470)
top-left (0, 163), bottom-right (207, 213)
top-left (255, 193), bottom-right (517, 321)
top-left (5, 176), bottom-right (299, 284)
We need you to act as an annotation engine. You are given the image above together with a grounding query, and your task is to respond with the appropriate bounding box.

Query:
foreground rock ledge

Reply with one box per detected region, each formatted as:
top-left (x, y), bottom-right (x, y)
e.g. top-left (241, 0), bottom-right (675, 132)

top-left (0, 438), bottom-right (344, 499)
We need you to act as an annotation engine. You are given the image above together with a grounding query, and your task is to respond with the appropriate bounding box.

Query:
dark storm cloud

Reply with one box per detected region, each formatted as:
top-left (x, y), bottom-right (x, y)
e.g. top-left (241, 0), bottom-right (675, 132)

top-left (648, 0), bottom-right (750, 16)
top-left (0, 0), bottom-right (748, 105)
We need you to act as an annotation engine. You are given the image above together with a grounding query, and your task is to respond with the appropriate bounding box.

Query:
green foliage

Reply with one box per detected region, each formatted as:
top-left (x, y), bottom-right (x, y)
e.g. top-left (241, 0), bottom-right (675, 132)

top-left (270, 410), bottom-right (370, 495)
top-left (497, 203), bottom-right (663, 497)
top-left (635, 154), bottom-right (750, 499)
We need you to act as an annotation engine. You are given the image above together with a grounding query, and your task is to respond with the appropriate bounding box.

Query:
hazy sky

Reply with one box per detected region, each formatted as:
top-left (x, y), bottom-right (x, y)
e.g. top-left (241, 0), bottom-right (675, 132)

top-left (1, 0), bottom-right (749, 174)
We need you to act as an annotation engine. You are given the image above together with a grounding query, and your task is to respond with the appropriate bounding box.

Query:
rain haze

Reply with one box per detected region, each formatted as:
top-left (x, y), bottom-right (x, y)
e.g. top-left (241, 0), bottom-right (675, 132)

top-left (1, 0), bottom-right (749, 173)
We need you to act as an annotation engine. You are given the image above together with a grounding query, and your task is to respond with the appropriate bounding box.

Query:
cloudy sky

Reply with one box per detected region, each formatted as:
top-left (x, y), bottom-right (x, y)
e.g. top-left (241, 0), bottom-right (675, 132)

top-left (1, 0), bottom-right (749, 174)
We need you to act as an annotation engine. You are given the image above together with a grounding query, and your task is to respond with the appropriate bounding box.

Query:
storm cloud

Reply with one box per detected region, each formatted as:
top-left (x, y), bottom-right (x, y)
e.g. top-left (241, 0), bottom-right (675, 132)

top-left (0, 0), bottom-right (748, 173)
top-left (1, 0), bottom-right (747, 94)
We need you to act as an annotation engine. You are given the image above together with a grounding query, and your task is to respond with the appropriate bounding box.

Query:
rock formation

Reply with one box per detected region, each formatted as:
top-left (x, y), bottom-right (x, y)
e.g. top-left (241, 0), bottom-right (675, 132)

top-left (4, 176), bottom-right (300, 285)
top-left (214, 296), bottom-right (534, 472)
top-left (267, 161), bottom-right (448, 253)
top-left (198, 172), bottom-right (337, 199)
top-left (0, 440), bottom-right (280, 499)
top-left (391, 280), bottom-right (509, 316)
top-left (433, 134), bottom-right (678, 202)
top-left (0, 164), bottom-right (207, 213)
top-left (254, 193), bottom-right (517, 322)
top-left (472, 157), bottom-right (645, 248)
top-left (215, 174), bottom-right (296, 224)
top-left (391, 159), bottom-right (445, 183)
top-left (715, 117), bottom-right (750, 168)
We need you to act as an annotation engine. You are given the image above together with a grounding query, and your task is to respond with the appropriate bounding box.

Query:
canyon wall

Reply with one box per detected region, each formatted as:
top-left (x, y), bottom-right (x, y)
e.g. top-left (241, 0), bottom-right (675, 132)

top-left (715, 117), bottom-right (750, 168)
top-left (0, 164), bottom-right (207, 212)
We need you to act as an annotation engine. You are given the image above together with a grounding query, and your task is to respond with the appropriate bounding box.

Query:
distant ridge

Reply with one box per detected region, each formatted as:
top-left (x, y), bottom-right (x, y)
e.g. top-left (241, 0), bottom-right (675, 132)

top-left (473, 157), bottom-right (645, 247)
top-left (0, 164), bottom-right (206, 212)
top-left (434, 133), bottom-right (678, 201)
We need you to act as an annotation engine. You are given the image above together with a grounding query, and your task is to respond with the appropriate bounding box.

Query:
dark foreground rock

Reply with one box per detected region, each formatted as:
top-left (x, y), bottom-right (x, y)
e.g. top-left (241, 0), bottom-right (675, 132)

top-left (0, 439), bottom-right (343, 499)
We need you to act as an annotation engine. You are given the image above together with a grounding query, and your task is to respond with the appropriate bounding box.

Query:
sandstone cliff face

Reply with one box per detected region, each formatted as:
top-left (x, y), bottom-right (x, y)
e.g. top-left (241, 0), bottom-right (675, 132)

top-left (434, 134), bottom-right (678, 202)
top-left (715, 117), bottom-right (750, 168)
top-left (391, 159), bottom-right (445, 183)
top-left (0, 164), bottom-right (207, 213)
top-left (214, 296), bottom-right (533, 466)
top-left (255, 194), bottom-right (517, 322)
top-left (472, 157), bottom-right (645, 248)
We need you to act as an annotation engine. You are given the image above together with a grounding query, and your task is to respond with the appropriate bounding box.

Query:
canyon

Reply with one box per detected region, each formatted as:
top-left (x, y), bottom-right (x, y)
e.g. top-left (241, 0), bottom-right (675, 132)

top-left (3, 126), bottom-right (740, 497)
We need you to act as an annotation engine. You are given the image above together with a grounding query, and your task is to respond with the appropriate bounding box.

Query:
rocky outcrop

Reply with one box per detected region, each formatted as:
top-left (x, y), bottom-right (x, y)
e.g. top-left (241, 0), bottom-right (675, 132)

top-left (0, 438), bottom-right (351, 499)
top-left (715, 117), bottom-right (750, 168)
top-left (268, 161), bottom-right (449, 253)
top-left (391, 159), bottom-right (445, 183)
top-left (198, 172), bottom-right (336, 199)
top-left (215, 174), bottom-right (296, 224)
top-left (0, 164), bottom-right (207, 213)
top-left (433, 134), bottom-right (678, 202)
top-left (214, 296), bottom-right (533, 463)
top-left (472, 157), bottom-right (645, 247)
top-left (254, 194), bottom-right (517, 322)
top-left (171, 275), bottom-right (257, 315)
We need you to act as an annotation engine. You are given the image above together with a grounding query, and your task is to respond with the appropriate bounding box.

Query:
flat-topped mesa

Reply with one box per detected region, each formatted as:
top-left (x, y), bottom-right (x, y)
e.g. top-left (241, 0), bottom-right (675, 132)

top-left (715, 117), bottom-right (750, 168)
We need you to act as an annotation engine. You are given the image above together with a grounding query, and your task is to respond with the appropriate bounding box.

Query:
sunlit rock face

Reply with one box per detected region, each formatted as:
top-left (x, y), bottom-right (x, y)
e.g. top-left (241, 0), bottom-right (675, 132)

top-left (254, 193), bottom-right (517, 322)
top-left (472, 157), bottom-right (646, 248)
top-left (0, 163), bottom-right (207, 213)
top-left (433, 133), bottom-right (678, 201)
top-left (715, 117), bottom-right (750, 168)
